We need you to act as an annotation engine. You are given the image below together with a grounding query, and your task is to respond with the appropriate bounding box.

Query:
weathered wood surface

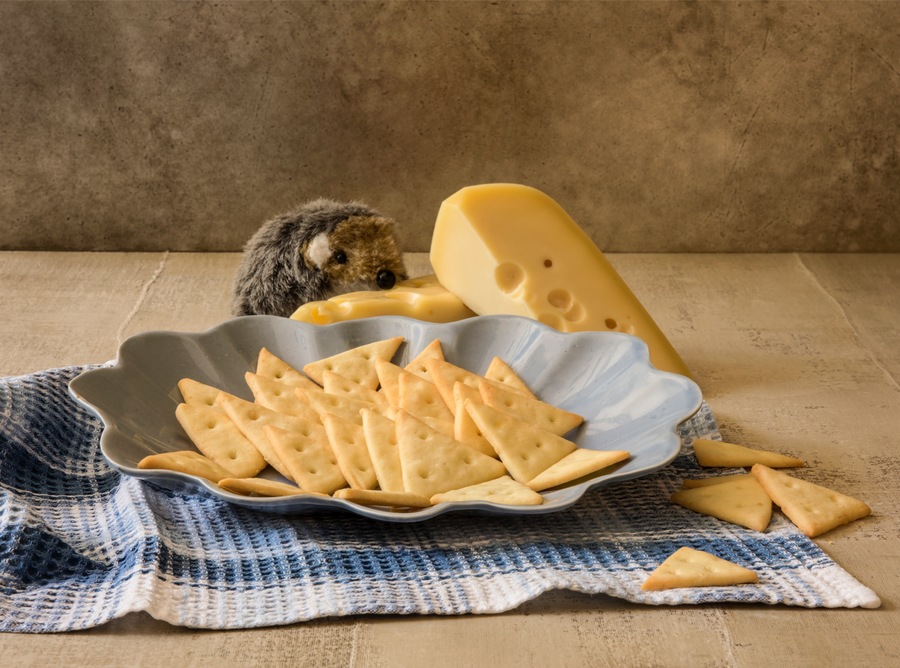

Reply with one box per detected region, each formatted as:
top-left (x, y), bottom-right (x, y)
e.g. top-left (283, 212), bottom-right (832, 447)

top-left (1, 252), bottom-right (897, 667)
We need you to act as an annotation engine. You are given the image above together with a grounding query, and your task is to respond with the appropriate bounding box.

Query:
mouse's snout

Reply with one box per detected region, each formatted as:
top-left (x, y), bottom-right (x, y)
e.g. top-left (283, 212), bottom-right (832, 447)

top-left (376, 269), bottom-right (397, 290)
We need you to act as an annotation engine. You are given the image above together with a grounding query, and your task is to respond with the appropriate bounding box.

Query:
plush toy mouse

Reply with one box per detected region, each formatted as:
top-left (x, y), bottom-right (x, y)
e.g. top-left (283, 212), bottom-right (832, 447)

top-left (232, 198), bottom-right (408, 317)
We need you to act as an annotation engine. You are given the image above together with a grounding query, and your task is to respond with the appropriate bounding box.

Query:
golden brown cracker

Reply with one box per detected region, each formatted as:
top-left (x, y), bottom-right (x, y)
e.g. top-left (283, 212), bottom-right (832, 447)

top-left (264, 425), bottom-right (348, 495)
top-left (175, 402), bottom-right (267, 478)
top-left (396, 411), bottom-right (506, 498)
top-left (693, 439), bottom-right (804, 468)
top-left (641, 547), bottom-right (758, 591)
top-left (138, 450), bottom-right (232, 483)
top-left (751, 464), bottom-right (871, 537)
top-left (321, 412), bottom-right (378, 490)
top-left (478, 380), bottom-right (583, 436)
top-left (303, 336), bottom-right (404, 388)
top-left (526, 448), bottom-right (630, 491)
top-left (465, 400), bottom-right (577, 484)
top-left (431, 475), bottom-right (544, 506)
top-left (670, 475), bottom-right (773, 532)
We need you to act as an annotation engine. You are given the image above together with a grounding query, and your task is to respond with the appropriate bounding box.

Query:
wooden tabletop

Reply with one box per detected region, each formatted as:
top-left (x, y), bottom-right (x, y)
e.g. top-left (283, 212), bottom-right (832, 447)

top-left (1, 251), bottom-right (897, 667)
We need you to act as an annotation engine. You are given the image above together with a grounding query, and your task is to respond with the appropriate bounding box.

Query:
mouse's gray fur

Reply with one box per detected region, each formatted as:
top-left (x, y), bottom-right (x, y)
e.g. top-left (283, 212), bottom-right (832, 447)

top-left (232, 198), bottom-right (408, 317)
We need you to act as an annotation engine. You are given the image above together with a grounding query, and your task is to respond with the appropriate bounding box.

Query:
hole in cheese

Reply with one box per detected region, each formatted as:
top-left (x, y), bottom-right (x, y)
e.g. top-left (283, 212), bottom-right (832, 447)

top-left (547, 288), bottom-right (572, 311)
top-left (495, 262), bottom-right (525, 294)
top-left (605, 318), bottom-right (617, 330)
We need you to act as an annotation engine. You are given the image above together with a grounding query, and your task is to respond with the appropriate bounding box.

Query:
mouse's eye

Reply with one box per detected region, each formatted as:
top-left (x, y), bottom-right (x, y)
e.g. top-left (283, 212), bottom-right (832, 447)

top-left (333, 249), bottom-right (348, 265)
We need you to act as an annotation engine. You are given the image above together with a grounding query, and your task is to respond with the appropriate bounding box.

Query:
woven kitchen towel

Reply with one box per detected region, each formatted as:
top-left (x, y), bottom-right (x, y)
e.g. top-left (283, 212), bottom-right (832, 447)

top-left (0, 366), bottom-right (880, 632)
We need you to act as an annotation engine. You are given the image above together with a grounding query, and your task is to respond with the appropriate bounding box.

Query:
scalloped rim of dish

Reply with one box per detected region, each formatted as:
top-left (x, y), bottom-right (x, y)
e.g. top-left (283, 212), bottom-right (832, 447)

top-left (69, 315), bottom-right (702, 522)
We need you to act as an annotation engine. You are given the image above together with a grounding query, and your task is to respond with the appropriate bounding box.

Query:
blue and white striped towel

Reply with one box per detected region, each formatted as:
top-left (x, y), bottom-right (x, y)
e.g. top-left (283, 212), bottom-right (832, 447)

top-left (0, 366), bottom-right (880, 632)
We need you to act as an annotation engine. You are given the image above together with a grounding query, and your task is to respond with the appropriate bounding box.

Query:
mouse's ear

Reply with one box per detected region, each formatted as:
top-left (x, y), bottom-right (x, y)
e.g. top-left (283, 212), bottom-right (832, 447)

top-left (303, 231), bottom-right (333, 270)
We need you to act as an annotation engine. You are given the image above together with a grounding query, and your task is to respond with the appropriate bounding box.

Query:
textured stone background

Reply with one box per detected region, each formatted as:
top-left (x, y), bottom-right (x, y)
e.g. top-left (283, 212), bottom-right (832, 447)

top-left (1, 1), bottom-right (898, 252)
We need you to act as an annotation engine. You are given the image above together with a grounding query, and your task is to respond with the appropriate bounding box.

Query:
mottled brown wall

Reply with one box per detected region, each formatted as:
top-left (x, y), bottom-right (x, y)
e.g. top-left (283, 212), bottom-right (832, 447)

top-left (1, 1), bottom-right (898, 252)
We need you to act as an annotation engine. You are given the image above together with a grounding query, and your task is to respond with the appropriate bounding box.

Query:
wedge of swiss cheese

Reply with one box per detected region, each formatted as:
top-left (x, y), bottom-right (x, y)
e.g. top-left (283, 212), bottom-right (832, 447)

top-left (429, 183), bottom-right (692, 378)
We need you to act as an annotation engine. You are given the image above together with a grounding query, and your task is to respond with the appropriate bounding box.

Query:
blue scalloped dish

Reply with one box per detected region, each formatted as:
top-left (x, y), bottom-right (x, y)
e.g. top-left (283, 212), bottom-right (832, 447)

top-left (69, 315), bottom-right (702, 522)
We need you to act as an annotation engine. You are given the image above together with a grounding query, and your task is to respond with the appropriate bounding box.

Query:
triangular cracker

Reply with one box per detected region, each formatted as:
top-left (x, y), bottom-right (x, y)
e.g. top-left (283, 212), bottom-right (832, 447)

top-left (527, 448), bottom-right (630, 491)
top-left (321, 413), bottom-right (378, 490)
top-left (751, 464), bottom-right (871, 537)
top-left (452, 383), bottom-right (497, 457)
top-left (641, 547), bottom-right (758, 591)
top-left (670, 475), bottom-right (773, 532)
top-left (693, 439), bottom-right (804, 468)
top-left (177, 378), bottom-right (235, 410)
top-left (398, 368), bottom-right (454, 423)
top-left (322, 369), bottom-right (388, 406)
top-left (333, 488), bottom-right (432, 508)
top-left (218, 477), bottom-right (328, 498)
top-left (303, 336), bottom-right (404, 388)
top-left (478, 380), bottom-right (583, 436)
top-left (425, 358), bottom-right (486, 416)
top-left (175, 402), bottom-right (267, 478)
top-left (431, 475), bottom-right (544, 506)
top-left (216, 394), bottom-right (310, 480)
top-left (465, 400), bottom-right (577, 484)
top-left (483, 356), bottom-right (535, 397)
top-left (264, 425), bottom-right (348, 495)
top-left (404, 338), bottom-right (445, 380)
top-left (396, 411), bottom-right (506, 498)
top-left (295, 386), bottom-right (377, 425)
top-left (360, 408), bottom-right (405, 493)
top-left (245, 372), bottom-right (319, 419)
top-left (256, 347), bottom-right (319, 389)
top-left (138, 450), bottom-right (232, 483)
top-left (374, 358), bottom-right (403, 408)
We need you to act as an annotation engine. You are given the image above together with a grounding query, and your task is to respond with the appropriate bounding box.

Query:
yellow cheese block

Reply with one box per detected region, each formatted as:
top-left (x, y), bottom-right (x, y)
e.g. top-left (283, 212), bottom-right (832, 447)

top-left (290, 274), bottom-right (476, 325)
top-left (429, 183), bottom-right (693, 378)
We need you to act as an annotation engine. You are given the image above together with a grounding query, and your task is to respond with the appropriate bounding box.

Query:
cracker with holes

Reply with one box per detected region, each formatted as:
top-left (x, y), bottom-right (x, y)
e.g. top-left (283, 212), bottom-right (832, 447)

top-left (245, 372), bottom-right (319, 418)
top-left (398, 368), bottom-right (454, 423)
top-left (751, 464), bottom-right (871, 537)
top-left (256, 347), bottom-right (320, 389)
top-left (333, 488), bottom-right (432, 508)
top-left (465, 400), bottom-right (577, 484)
top-left (322, 369), bottom-right (388, 406)
top-left (396, 411), bottom-right (506, 498)
top-left (322, 412), bottom-right (378, 490)
top-left (478, 380), bottom-right (583, 436)
top-left (425, 358), bottom-right (487, 416)
top-left (138, 450), bottom-right (232, 482)
top-left (431, 475), bottom-right (543, 506)
top-left (360, 408), bottom-right (405, 493)
top-left (692, 439), bottom-right (804, 468)
top-left (527, 448), bottom-right (630, 491)
top-left (175, 402), bottom-right (267, 478)
top-left (484, 356), bottom-right (535, 397)
top-left (303, 336), bottom-right (404, 388)
top-left (670, 475), bottom-right (773, 532)
top-left (216, 394), bottom-right (311, 480)
top-left (641, 547), bottom-right (758, 591)
top-left (374, 358), bottom-right (403, 408)
top-left (404, 338), bottom-right (445, 380)
top-left (452, 383), bottom-right (497, 457)
top-left (177, 378), bottom-right (235, 410)
top-left (295, 386), bottom-right (377, 425)
top-left (218, 477), bottom-right (328, 498)
top-left (264, 425), bottom-right (347, 494)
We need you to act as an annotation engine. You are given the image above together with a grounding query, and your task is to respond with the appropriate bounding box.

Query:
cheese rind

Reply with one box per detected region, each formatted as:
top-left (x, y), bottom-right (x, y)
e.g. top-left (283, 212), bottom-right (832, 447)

top-left (290, 274), bottom-right (475, 325)
top-left (429, 183), bottom-right (692, 378)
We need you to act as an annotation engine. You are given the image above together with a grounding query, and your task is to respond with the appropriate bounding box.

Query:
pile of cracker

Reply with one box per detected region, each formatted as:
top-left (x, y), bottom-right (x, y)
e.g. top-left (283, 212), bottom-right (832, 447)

top-left (139, 337), bottom-right (630, 510)
top-left (642, 438), bottom-right (872, 591)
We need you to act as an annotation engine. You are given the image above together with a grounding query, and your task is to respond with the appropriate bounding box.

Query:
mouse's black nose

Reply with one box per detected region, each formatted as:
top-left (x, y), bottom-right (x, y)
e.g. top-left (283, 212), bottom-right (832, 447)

top-left (376, 269), bottom-right (397, 290)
